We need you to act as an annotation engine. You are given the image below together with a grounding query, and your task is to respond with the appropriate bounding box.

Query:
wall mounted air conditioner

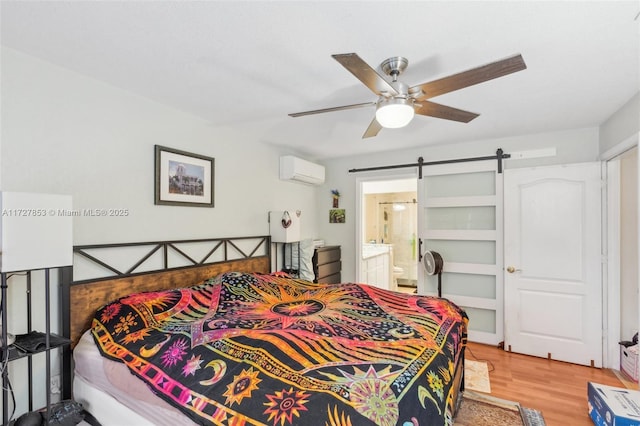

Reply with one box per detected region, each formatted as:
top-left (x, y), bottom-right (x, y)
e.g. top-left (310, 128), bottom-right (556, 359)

top-left (279, 155), bottom-right (325, 185)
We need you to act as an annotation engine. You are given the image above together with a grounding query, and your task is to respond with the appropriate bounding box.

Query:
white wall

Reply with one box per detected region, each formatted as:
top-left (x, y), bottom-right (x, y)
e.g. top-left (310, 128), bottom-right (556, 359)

top-left (318, 127), bottom-right (601, 282)
top-left (0, 47), bottom-right (319, 417)
top-left (1, 48), bottom-right (320, 243)
top-left (600, 92), bottom-right (640, 155)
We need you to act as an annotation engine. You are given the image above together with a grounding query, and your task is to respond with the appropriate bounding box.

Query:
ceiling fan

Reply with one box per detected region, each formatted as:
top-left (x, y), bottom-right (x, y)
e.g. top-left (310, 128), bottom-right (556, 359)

top-left (289, 52), bottom-right (527, 138)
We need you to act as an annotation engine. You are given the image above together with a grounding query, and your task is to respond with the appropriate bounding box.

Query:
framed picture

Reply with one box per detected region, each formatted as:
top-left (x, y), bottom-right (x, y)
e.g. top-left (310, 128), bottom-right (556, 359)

top-left (329, 209), bottom-right (345, 223)
top-left (154, 145), bottom-right (215, 207)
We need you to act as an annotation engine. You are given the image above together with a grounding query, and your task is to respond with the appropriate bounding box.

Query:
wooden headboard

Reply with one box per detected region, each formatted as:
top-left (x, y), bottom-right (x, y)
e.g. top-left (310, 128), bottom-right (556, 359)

top-left (60, 236), bottom-right (270, 348)
top-left (59, 236), bottom-right (270, 398)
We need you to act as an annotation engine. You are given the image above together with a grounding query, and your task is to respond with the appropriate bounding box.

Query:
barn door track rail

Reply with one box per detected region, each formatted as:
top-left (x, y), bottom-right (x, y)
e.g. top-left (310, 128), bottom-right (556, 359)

top-left (348, 148), bottom-right (510, 177)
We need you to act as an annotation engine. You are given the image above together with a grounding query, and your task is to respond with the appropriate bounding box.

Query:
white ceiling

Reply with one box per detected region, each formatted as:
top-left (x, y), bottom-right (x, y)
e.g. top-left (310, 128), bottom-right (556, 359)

top-left (1, 1), bottom-right (639, 160)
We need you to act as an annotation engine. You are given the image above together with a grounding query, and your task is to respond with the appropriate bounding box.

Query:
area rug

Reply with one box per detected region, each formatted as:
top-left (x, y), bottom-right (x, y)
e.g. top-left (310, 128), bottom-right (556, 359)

top-left (455, 391), bottom-right (546, 426)
top-left (464, 359), bottom-right (491, 393)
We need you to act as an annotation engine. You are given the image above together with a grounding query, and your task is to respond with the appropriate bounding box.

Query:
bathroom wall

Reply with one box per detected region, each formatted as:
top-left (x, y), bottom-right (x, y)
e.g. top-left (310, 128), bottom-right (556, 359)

top-left (364, 191), bottom-right (418, 285)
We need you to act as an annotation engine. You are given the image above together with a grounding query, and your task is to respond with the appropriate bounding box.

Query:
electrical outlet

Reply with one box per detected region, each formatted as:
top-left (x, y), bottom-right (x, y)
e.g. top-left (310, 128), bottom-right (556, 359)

top-left (50, 375), bottom-right (61, 394)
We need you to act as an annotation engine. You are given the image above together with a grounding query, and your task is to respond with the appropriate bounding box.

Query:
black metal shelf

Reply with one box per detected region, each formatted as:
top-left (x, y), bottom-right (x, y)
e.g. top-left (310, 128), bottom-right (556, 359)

top-left (2, 269), bottom-right (64, 425)
top-left (3, 332), bottom-right (71, 362)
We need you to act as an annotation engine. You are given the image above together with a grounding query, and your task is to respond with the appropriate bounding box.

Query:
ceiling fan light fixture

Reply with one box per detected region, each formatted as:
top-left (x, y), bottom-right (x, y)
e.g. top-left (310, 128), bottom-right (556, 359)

top-left (375, 98), bottom-right (415, 128)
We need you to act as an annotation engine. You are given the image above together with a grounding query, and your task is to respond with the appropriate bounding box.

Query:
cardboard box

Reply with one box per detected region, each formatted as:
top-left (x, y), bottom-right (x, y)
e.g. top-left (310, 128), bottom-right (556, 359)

top-left (621, 345), bottom-right (639, 382)
top-left (588, 382), bottom-right (640, 426)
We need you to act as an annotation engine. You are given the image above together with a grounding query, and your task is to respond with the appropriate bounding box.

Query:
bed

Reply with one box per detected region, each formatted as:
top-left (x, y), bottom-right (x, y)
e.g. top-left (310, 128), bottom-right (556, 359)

top-left (61, 236), bottom-right (467, 426)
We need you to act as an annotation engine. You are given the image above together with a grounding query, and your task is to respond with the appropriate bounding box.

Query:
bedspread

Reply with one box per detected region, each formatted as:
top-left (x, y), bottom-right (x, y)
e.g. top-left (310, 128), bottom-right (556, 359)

top-left (91, 272), bottom-right (467, 426)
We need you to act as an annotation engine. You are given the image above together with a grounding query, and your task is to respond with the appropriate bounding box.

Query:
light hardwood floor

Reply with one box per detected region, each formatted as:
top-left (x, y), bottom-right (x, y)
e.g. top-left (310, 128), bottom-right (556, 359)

top-left (466, 342), bottom-right (635, 426)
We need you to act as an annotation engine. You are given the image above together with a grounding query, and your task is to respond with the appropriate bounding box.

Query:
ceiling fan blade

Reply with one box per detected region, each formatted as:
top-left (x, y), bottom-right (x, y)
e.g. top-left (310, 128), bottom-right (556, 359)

top-left (289, 101), bottom-right (376, 117)
top-left (332, 53), bottom-right (398, 96)
top-left (362, 117), bottom-right (383, 138)
top-left (410, 54), bottom-right (526, 99)
top-left (415, 101), bottom-right (479, 123)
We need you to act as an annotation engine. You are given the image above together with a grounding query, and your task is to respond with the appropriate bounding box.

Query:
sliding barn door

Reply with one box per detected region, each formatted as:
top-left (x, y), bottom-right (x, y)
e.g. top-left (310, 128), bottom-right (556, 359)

top-left (417, 160), bottom-right (503, 345)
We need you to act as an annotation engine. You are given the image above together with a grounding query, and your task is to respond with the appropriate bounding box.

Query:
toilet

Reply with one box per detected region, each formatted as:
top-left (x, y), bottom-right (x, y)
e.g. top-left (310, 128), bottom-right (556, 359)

top-left (389, 246), bottom-right (404, 289)
top-left (393, 265), bottom-right (404, 288)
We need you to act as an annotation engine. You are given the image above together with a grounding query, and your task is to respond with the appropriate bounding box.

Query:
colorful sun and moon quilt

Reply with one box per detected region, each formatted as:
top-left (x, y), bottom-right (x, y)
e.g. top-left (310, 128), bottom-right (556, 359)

top-left (91, 272), bottom-right (468, 426)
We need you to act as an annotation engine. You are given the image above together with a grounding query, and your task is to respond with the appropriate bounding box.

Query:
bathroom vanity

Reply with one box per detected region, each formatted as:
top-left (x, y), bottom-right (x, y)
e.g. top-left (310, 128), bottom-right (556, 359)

top-left (361, 244), bottom-right (393, 290)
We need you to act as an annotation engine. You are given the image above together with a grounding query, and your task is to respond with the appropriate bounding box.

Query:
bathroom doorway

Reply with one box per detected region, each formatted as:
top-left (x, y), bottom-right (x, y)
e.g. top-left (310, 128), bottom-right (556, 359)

top-left (359, 176), bottom-right (418, 291)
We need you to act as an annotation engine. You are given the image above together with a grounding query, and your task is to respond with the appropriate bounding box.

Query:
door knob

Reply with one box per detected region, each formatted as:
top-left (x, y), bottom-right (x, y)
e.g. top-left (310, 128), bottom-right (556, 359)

top-left (506, 266), bottom-right (521, 273)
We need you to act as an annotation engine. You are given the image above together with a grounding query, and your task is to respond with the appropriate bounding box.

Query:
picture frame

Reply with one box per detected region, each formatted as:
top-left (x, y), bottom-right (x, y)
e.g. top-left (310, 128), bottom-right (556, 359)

top-left (329, 209), bottom-right (345, 223)
top-left (154, 145), bottom-right (215, 207)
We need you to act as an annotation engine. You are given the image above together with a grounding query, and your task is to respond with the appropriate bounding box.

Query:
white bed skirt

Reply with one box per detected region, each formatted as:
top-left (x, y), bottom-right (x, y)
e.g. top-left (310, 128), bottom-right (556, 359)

top-left (73, 374), bottom-right (156, 426)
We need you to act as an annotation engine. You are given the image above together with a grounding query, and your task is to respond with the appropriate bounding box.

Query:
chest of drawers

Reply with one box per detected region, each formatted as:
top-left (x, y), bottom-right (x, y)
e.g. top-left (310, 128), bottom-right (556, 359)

top-left (312, 246), bottom-right (341, 283)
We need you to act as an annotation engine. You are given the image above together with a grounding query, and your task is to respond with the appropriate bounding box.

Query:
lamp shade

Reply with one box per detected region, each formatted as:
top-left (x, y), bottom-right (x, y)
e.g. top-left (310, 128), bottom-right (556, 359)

top-left (375, 98), bottom-right (415, 128)
top-left (0, 192), bottom-right (73, 272)
top-left (269, 210), bottom-right (301, 243)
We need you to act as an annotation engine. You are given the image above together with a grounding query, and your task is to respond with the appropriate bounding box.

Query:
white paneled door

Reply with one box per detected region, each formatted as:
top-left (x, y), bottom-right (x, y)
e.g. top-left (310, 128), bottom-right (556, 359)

top-left (504, 163), bottom-right (602, 366)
